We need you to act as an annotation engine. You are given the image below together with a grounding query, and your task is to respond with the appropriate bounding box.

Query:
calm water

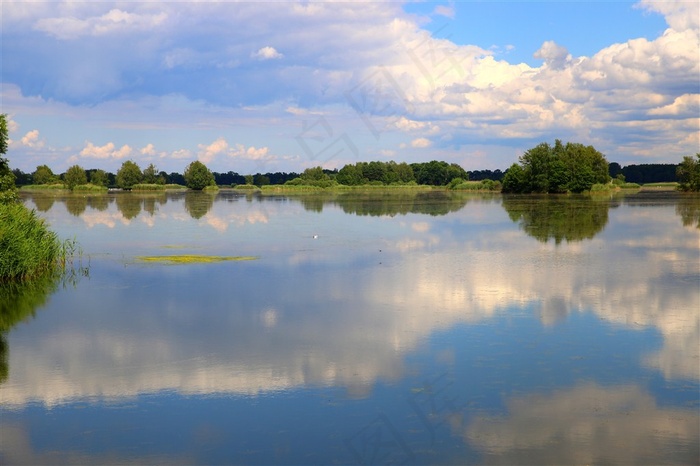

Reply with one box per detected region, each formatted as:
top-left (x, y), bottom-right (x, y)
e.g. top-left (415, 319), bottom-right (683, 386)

top-left (2, 190), bottom-right (699, 465)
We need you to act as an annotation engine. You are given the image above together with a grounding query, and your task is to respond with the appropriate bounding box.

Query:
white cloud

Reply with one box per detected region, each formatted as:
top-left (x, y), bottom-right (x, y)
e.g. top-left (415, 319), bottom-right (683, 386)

top-left (19, 129), bottom-right (44, 149)
top-left (197, 137), bottom-right (229, 164)
top-left (252, 46), bottom-right (283, 60)
top-left (140, 143), bottom-right (156, 156)
top-left (433, 4), bottom-right (455, 19)
top-left (230, 144), bottom-right (271, 161)
top-left (34, 8), bottom-right (168, 40)
top-left (411, 137), bottom-right (431, 148)
top-left (80, 141), bottom-right (132, 159)
top-left (637, 0), bottom-right (700, 31)
top-left (533, 40), bottom-right (571, 70)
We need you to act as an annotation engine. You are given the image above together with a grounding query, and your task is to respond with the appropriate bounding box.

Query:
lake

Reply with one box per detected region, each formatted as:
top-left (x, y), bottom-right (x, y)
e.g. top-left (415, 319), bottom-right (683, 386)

top-left (2, 189), bottom-right (699, 465)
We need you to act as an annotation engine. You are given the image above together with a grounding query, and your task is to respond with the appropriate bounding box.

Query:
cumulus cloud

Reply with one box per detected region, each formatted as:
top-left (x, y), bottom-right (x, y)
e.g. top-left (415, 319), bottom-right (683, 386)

top-left (533, 40), bottom-right (571, 70)
top-left (140, 143), bottom-right (156, 156)
top-left (411, 137), bottom-right (431, 148)
top-left (1, 0), bottom-right (698, 169)
top-left (197, 137), bottom-right (229, 164)
top-left (34, 8), bottom-right (168, 40)
top-left (80, 141), bottom-right (132, 159)
top-left (230, 143), bottom-right (271, 161)
top-left (196, 138), bottom-right (272, 164)
top-left (252, 46), bottom-right (283, 60)
top-left (637, 0), bottom-right (700, 31)
top-left (19, 129), bottom-right (44, 149)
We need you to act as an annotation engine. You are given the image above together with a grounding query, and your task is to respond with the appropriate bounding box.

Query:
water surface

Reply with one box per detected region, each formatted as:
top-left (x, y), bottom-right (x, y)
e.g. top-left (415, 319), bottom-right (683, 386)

top-left (1, 190), bottom-right (698, 464)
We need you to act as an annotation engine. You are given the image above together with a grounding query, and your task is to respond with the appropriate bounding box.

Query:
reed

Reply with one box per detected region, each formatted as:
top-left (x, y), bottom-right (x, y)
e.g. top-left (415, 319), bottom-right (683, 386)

top-left (0, 203), bottom-right (65, 282)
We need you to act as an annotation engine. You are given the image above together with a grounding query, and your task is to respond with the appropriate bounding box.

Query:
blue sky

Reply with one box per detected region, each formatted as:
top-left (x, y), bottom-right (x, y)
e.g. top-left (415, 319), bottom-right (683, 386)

top-left (1, 1), bottom-right (698, 175)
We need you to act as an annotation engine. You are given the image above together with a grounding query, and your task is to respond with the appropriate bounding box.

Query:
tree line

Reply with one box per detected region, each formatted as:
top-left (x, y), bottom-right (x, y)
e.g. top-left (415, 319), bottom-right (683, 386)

top-left (11, 145), bottom-right (699, 191)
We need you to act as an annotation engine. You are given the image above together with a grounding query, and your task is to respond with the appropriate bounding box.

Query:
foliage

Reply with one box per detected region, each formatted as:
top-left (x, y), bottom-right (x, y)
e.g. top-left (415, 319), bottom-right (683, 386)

top-left (142, 163), bottom-right (165, 185)
top-left (64, 164), bottom-right (88, 190)
top-left (299, 166), bottom-right (326, 181)
top-left (0, 115), bottom-right (18, 204)
top-left (0, 203), bottom-right (63, 281)
top-left (89, 169), bottom-right (110, 187)
top-left (502, 140), bottom-right (609, 193)
top-left (411, 160), bottom-right (468, 186)
top-left (184, 161), bottom-right (215, 190)
top-left (116, 160), bottom-right (143, 190)
top-left (677, 154), bottom-right (700, 192)
top-left (32, 164), bottom-right (57, 185)
top-left (450, 179), bottom-right (501, 191)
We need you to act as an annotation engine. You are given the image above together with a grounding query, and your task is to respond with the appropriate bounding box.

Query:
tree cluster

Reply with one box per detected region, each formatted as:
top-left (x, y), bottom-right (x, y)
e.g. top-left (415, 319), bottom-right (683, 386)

top-left (676, 154), bottom-right (700, 192)
top-left (502, 140), bottom-right (610, 194)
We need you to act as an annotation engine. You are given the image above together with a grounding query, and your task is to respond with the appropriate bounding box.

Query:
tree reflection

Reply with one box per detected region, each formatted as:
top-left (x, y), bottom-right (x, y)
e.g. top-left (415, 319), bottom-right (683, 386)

top-left (31, 194), bottom-right (55, 212)
top-left (0, 274), bottom-right (59, 384)
top-left (292, 191), bottom-right (474, 216)
top-left (502, 195), bottom-right (610, 244)
top-left (676, 195), bottom-right (700, 229)
top-left (184, 191), bottom-right (215, 219)
top-left (115, 193), bottom-right (142, 220)
top-left (86, 194), bottom-right (110, 212)
top-left (64, 195), bottom-right (88, 217)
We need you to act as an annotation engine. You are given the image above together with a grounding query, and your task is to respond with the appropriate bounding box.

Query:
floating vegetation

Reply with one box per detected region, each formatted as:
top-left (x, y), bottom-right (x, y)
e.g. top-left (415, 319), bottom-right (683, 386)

top-left (135, 254), bottom-right (258, 264)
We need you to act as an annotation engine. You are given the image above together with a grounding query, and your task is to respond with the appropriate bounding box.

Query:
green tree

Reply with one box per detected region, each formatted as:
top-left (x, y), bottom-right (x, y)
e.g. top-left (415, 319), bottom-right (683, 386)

top-left (0, 114), bottom-right (18, 204)
top-left (337, 163), bottom-right (366, 185)
top-left (677, 154), bottom-right (700, 192)
top-left (300, 166), bottom-right (329, 182)
top-left (142, 163), bottom-right (163, 184)
top-left (90, 169), bottom-right (109, 187)
top-left (64, 164), bottom-right (87, 190)
top-left (501, 163), bottom-right (527, 193)
top-left (32, 164), bottom-right (56, 185)
top-left (116, 160), bottom-right (143, 190)
top-left (502, 140), bottom-right (609, 193)
top-left (244, 174), bottom-right (254, 185)
top-left (184, 160), bottom-right (215, 190)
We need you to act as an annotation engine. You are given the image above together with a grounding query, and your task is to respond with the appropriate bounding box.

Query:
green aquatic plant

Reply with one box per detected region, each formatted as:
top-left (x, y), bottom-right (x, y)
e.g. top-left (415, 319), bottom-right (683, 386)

top-left (136, 254), bottom-right (258, 264)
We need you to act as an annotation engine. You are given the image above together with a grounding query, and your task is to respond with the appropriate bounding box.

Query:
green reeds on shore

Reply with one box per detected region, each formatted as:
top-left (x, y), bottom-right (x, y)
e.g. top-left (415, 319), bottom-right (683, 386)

top-left (0, 202), bottom-right (71, 282)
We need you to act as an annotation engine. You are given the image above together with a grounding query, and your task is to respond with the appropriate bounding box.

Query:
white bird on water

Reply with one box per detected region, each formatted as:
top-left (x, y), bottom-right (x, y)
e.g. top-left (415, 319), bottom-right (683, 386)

top-left (313, 234), bottom-right (318, 239)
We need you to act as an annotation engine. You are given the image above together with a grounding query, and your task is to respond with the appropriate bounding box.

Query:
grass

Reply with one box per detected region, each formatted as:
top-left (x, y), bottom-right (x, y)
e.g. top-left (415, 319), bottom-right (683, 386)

top-left (72, 183), bottom-right (108, 191)
top-left (0, 202), bottom-right (66, 282)
top-left (135, 254), bottom-right (258, 264)
top-left (20, 183), bottom-right (67, 191)
top-left (132, 183), bottom-right (166, 191)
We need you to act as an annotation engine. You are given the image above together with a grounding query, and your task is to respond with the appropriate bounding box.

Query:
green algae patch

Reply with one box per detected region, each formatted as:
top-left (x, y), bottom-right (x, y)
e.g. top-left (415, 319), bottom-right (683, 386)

top-left (136, 254), bottom-right (258, 264)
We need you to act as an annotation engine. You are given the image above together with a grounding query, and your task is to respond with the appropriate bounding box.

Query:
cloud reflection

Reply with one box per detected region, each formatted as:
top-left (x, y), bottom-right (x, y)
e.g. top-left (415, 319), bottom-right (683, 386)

top-left (4, 193), bottom-right (697, 408)
top-left (466, 383), bottom-right (699, 465)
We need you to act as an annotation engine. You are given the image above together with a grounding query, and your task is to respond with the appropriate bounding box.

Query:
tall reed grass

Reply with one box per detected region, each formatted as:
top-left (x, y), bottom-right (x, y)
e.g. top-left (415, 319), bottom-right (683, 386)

top-left (0, 202), bottom-right (66, 282)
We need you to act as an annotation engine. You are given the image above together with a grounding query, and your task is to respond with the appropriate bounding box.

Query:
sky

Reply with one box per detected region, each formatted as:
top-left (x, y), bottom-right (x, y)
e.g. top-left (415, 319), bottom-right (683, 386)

top-left (1, 0), bottom-right (698, 175)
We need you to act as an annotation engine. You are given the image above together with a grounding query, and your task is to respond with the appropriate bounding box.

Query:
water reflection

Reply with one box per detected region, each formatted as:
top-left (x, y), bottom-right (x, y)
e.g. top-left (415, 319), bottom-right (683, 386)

top-left (502, 195), bottom-right (610, 243)
top-left (466, 383), bottom-right (699, 464)
top-left (184, 191), bottom-right (216, 219)
top-left (3, 191), bottom-right (698, 463)
top-left (0, 274), bottom-right (61, 383)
